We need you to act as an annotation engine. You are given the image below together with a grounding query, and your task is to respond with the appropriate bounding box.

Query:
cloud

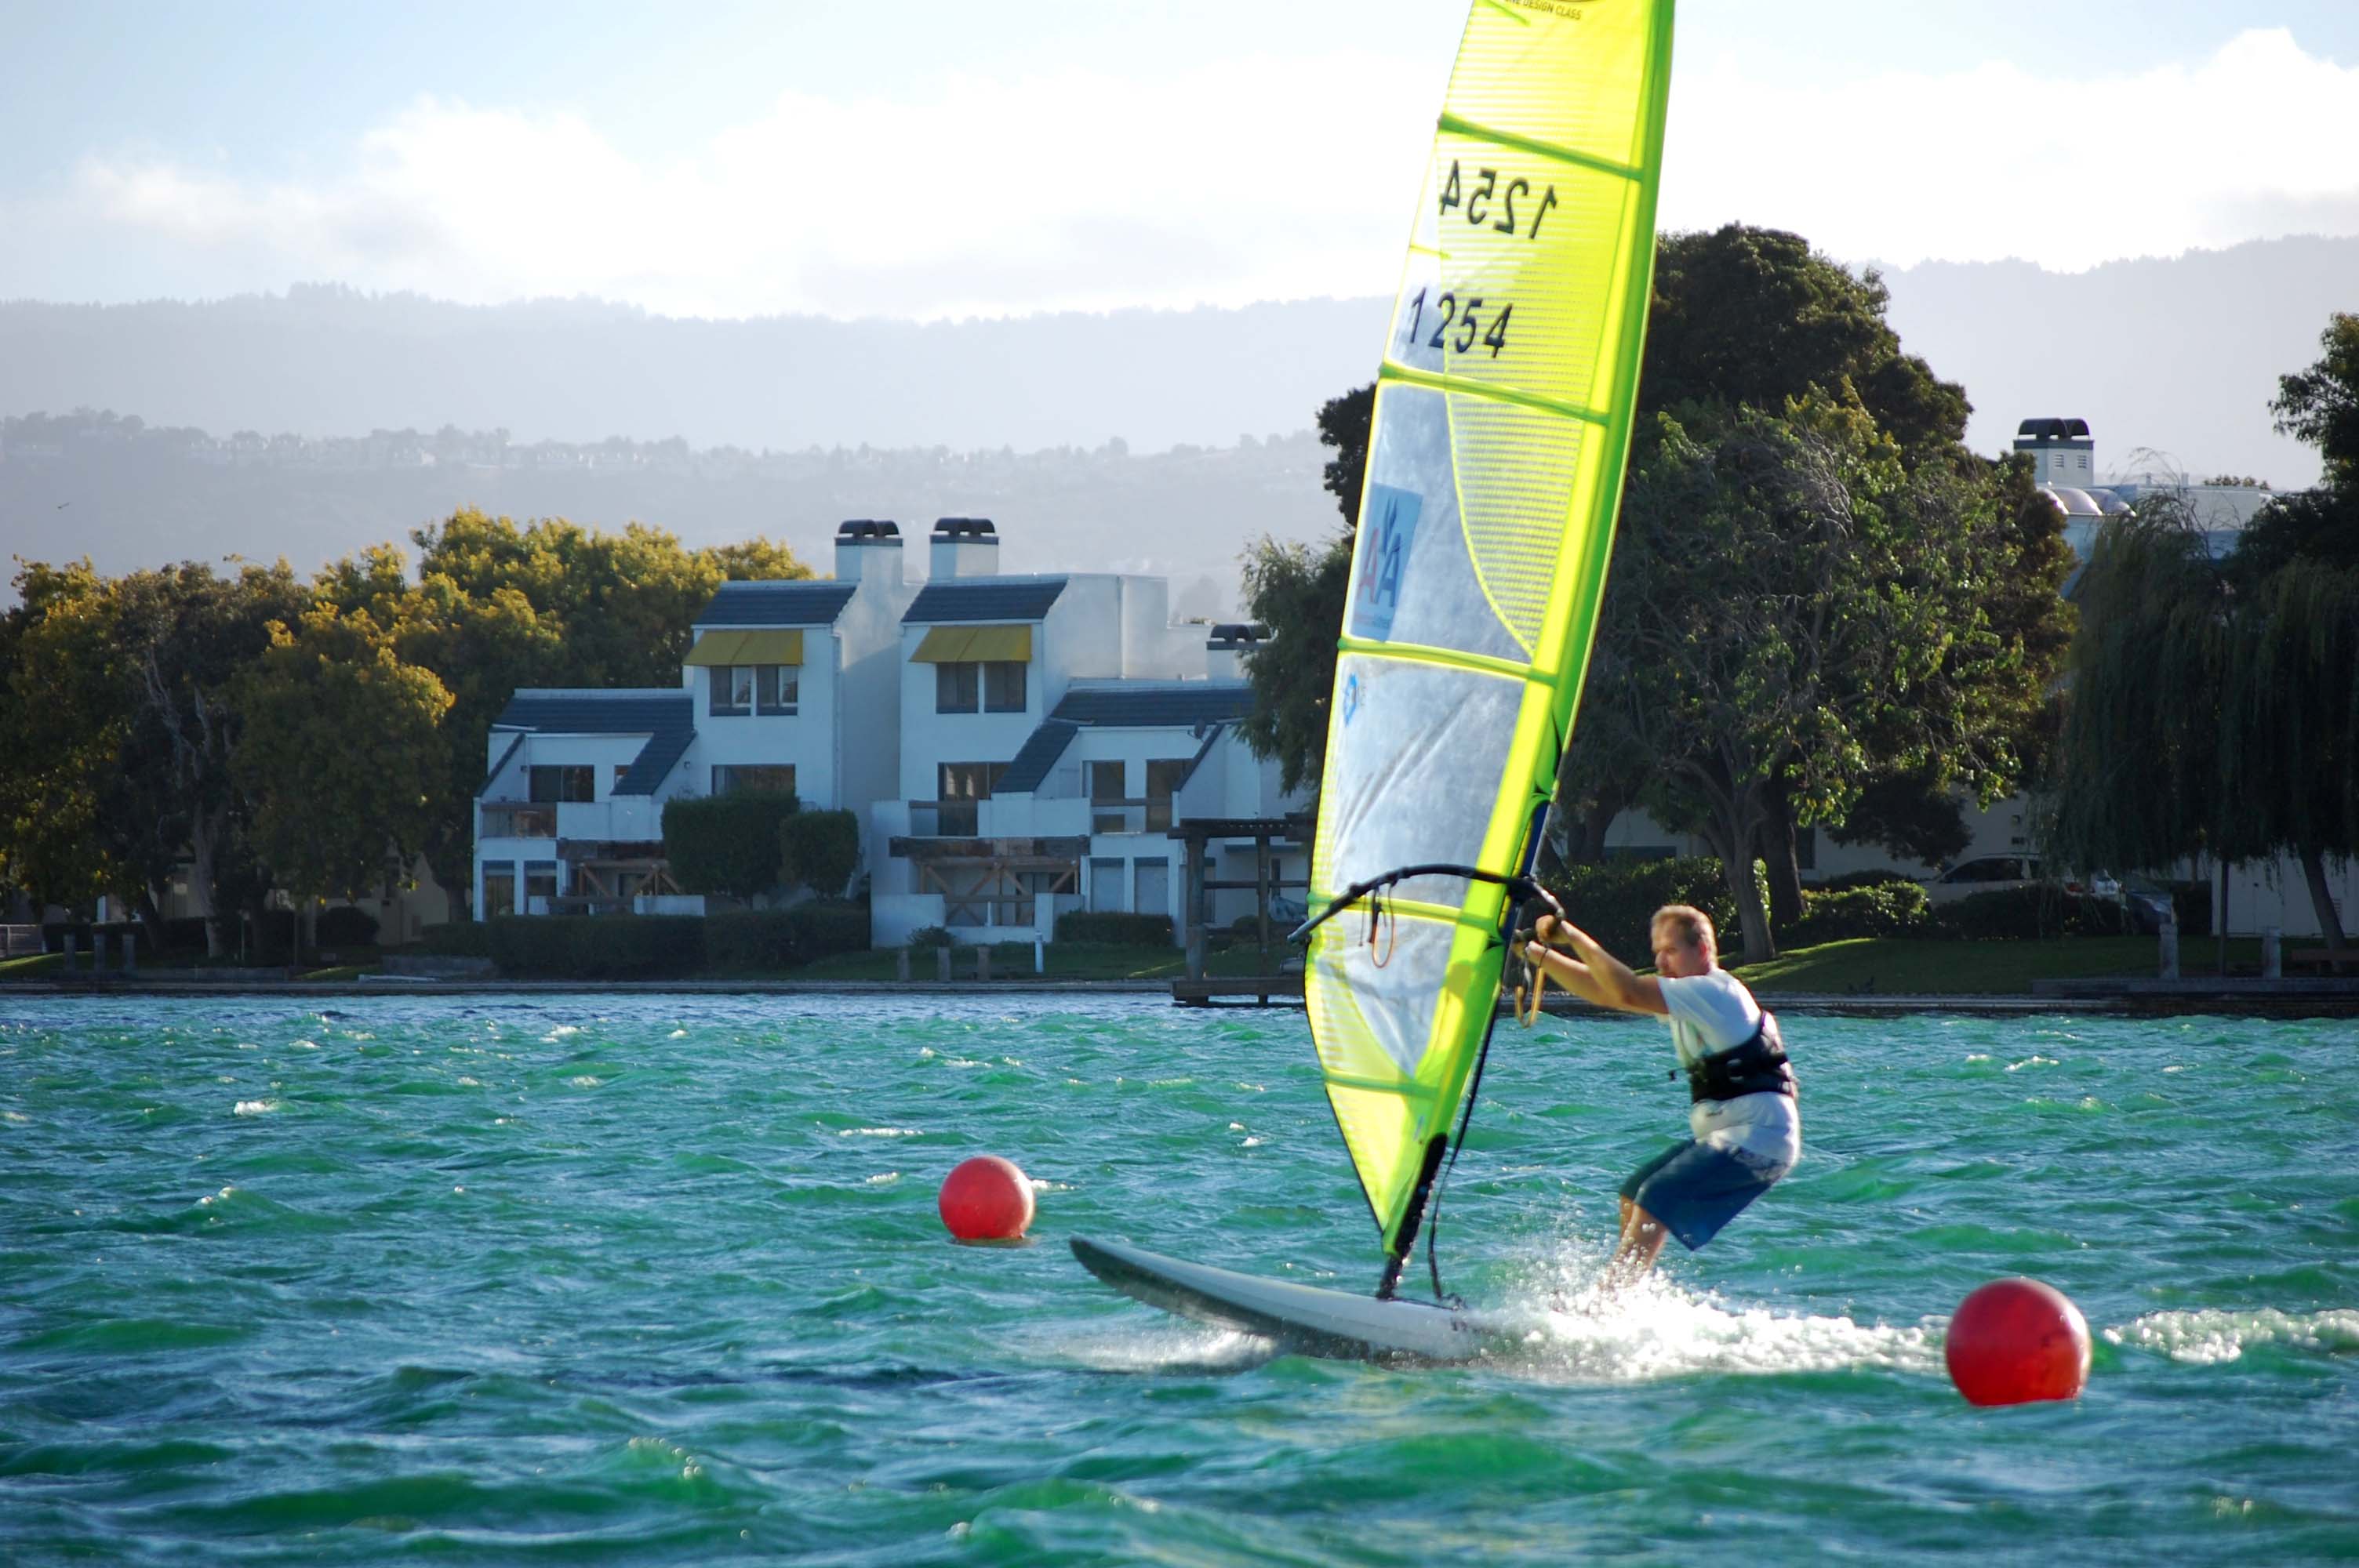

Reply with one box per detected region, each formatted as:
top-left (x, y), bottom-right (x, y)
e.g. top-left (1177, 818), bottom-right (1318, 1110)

top-left (37, 27), bottom-right (2359, 316)
top-left (1662, 27), bottom-right (2359, 270)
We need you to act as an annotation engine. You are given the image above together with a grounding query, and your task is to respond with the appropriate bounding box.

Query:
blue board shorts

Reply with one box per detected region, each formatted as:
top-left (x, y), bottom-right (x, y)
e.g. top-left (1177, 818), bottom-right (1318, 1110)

top-left (1619, 1138), bottom-right (1785, 1251)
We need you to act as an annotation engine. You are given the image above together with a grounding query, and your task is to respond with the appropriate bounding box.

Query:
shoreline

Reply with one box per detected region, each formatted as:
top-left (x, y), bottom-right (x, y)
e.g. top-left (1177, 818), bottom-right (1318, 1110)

top-left (5, 975), bottom-right (2355, 1018)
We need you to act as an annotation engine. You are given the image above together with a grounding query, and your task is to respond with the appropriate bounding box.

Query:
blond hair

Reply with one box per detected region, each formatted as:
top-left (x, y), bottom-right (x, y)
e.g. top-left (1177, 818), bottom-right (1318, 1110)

top-left (1651, 904), bottom-right (1717, 958)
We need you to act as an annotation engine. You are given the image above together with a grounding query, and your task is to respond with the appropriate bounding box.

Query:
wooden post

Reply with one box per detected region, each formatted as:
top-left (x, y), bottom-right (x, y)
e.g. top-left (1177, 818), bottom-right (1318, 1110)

top-left (122, 931), bottom-right (136, 975)
top-left (62, 933), bottom-right (78, 973)
top-left (2159, 914), bottom-right (2179, 979)
top-left (896, 948), bottom-right (911, 984)
top-left (976, 944), bottom-right (991, 983)
top-left (1182, 825), bottom-right (1206, 983)
top-left (2262, 926), bottom-right (2281, 980)
top-left (92, 933), bottom-right (107, 972)
top-left (936, 946), bottom-right (952, 984)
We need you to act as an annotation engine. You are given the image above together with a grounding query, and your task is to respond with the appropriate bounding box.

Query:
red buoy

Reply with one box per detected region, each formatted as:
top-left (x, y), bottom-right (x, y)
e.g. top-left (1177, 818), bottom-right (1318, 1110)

top-left (938, 1156), bottom-right (1035, 1241)
top-left (1946, 1277), bottom-right (2092, 1406)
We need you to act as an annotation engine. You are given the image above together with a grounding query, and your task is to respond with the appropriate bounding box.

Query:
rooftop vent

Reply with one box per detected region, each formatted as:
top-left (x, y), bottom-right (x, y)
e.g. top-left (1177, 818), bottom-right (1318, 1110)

top-left (2014, 417), bottom-right (2092, 444)
top-left (836, 519), bottom-right (901, 539)
top-left (932, 517), bottom-right (997, 539)
top-left (1205, 622), bottom-right (1270, 648)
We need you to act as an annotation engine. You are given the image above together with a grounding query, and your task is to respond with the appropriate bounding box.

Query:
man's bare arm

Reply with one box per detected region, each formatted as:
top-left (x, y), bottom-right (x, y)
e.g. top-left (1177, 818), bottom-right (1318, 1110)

top-left (1527, 915), bottom-right (1668, 1017)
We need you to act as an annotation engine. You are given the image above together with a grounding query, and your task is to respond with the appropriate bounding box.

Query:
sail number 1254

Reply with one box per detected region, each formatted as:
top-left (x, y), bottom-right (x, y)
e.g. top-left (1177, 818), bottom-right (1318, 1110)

top-left (1439, 162), bottom-right (1557, 241)
top-left (1404, 289), bottom-right (1511, 358)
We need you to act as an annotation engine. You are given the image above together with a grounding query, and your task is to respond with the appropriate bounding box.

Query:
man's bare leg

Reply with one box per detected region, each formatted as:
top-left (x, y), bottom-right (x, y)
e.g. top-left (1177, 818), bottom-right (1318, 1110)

top-left (1601, 1200), bottom-right (1668, 1294)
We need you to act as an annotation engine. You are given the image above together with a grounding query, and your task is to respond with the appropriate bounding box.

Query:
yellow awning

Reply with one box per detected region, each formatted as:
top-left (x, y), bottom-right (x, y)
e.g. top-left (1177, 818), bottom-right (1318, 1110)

top-left (685, 629), bottom-right (804, 667)
top-left (911, 624), bottom-right (1032, 663)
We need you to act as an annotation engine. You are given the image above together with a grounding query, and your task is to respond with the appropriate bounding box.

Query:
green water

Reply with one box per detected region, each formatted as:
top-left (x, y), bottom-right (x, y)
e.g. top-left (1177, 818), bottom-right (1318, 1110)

top-left (1, 996), bottom-right (2353, 1566)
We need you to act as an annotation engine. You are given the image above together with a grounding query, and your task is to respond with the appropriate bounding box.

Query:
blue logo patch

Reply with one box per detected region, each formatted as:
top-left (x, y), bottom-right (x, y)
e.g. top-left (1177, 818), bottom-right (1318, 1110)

top-left (1350, 485), bottom-right (1422, 643)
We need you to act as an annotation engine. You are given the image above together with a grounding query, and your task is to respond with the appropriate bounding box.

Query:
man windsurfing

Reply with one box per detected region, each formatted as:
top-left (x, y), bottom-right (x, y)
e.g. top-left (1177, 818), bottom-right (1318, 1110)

top-left (1524, 904), bottom-right (1799, 1289)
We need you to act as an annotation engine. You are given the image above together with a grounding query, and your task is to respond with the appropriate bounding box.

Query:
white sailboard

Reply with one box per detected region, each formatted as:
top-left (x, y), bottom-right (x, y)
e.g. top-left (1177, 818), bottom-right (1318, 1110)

top-left (1075, 0), bottom-right (1675, 1357)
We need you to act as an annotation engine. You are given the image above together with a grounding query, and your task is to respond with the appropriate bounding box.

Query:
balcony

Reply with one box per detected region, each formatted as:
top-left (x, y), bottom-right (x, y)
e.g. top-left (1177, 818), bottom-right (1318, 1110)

top-left (1085, 798), bottom-right (1175, 836)
top-left (478, 800), bottom-right (557, 839)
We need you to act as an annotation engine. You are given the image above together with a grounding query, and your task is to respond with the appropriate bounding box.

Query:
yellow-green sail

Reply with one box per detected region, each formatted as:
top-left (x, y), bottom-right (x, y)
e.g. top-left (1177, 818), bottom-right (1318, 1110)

top-left (1307, 0), bottom-right (1674, 1265)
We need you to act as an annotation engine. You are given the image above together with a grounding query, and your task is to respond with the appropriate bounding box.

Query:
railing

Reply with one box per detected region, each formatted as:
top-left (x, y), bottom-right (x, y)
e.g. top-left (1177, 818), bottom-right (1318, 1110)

top-left (908, 800), bottom-right (978, 837)
top-left (1087, 798), bottom-right (1175, 836)
top-left (478, 800), bottom-right (558, 839)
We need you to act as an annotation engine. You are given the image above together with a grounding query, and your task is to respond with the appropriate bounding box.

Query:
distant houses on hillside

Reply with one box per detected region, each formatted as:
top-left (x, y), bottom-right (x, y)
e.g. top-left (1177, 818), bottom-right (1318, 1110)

top-left (474, 517), bottom-right (1304, 949)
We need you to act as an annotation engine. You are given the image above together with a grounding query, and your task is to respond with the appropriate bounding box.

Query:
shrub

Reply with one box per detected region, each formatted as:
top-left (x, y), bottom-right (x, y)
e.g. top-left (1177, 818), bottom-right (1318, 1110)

top-left (1816, 869), bottom-right (1927, 893)
top-left (1056, 909), bottom-right (1177, 946)
top-left (906, 924), bottom-right (954, 953)
top-left (315, 906), bottom-right (380, 947)
top-left (663, 791), bottom-right (798, 900)
top-left (485, 915), bottom-right (705, 978)
top-left (779, 809), bottom-right (860, 898)
top-left (1786, 880), bottom-right (1936, 946)
top-left (706, 904), bottom-right (871, 969)
top-left (1936, 884), bottom-right (2094, 941)
top-left (1537, 857), bottom-right (1765, 963)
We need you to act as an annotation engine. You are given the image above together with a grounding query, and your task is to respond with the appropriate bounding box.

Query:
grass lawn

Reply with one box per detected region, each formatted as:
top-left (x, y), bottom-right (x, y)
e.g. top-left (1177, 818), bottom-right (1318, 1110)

top-left (1732, 935), bottom-right (2264, 995)
top-left (0, 952), bottom-right (64, 978)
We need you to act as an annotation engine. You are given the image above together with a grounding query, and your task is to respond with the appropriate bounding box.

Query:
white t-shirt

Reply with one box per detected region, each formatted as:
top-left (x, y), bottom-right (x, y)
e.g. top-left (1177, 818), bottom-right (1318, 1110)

top-left (1656, 968), bottom-right (1801, 1171)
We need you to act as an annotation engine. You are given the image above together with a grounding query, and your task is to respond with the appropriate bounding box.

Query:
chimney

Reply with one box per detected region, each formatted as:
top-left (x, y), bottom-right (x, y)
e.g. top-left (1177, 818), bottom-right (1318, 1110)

top-left (834, 519), bottom-right (903, 587)
top-left (929, 516), bottom-right (999, 580)
top-left (1205, 622), bottom-right (1267, 681)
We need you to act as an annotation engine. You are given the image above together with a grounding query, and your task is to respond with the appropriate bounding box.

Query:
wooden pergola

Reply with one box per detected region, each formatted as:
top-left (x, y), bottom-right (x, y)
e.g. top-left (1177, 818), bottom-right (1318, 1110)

top-left (1169, 815), bottom-right (1312, 1005)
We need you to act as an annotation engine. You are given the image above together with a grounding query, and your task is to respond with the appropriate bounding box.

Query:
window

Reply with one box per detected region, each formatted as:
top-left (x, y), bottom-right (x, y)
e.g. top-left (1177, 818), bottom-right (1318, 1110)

top-left (936, 761), bottom-right (1005, 837)
top-left (710, 665), bottom-right (754, 717)
top-left (611, 764), bottom-right (630, 794)
top-left (481, 861), bottom-right (518, 918)
top-left (1089, 760), bottom-right (1127, 834)
top-left (524, 861), bottom-right (559, 911)
top-left (936, 661), bottom-right (980, 713)
top-left (528, 764), bottom-right (594, 803)
top-left (756, 665), bottom-right (798, 716)
top-left (713, 764), bottom-right (796, 797)
top-left (1144, 758), bottom-right (1189, 833)
top-left (983, 660), bottom-right (1027, 713)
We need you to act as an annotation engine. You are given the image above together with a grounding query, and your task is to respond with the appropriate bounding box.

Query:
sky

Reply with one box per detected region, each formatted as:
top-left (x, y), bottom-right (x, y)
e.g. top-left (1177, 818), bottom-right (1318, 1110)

top-left (3, 1), bottom-right (2357, 320)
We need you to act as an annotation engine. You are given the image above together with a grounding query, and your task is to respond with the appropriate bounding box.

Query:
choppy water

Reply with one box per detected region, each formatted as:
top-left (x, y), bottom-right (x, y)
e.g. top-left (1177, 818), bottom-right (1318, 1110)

top-left (1, 996), bottom-right (2353, 1566)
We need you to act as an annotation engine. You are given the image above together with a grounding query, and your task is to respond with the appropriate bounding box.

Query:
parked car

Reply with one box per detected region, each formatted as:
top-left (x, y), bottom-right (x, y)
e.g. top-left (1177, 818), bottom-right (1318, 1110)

top-left (1921, 855), bottom-right (2045, 904)
top-left (2117, 877), bottom-right (2179, 934)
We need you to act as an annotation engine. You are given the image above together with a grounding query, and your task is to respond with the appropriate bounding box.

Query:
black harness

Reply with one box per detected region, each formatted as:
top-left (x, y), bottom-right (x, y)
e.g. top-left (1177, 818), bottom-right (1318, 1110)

top-left (1684, 1009), bottom-right (1797, 1103)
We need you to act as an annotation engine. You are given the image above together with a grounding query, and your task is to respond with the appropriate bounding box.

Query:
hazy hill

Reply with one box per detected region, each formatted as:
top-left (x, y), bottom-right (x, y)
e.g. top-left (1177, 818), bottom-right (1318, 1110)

top-left (2, 234), bottom-right (2349, 599)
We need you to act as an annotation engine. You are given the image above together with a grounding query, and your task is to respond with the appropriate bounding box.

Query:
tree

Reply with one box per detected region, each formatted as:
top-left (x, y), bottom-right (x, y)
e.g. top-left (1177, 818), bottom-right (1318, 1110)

top-left (233, 602), bottom-right (455, 923)
top-left (2269, 311), bottom-right (2359, 487)
top-left (1641, 224), bottom-right (1971, 469)
top-left (1603, 405), bottom-right (2023, 960)
top-left (0, 561), bottom-right (136, 913)
top-left (1238, 535), bottom-right (1353, 796)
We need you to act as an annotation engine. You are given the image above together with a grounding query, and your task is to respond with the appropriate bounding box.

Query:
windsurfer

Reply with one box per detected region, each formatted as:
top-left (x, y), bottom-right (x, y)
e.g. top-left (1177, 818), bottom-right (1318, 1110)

top-left (1524, 904), bottom-right (1799, 1290)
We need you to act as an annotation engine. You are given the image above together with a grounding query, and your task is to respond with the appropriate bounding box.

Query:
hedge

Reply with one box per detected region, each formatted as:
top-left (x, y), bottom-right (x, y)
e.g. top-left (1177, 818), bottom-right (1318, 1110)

top-left (706, 905), bottom-right (871, 969)
top-left (1786, 880), bottom-right (1936, 945)
top-left (1935, 885), bottom-right (2103, 941)
top-left (1056, 910), bottom-right (1177, 946)
top-left (316, 906), bottom-right (380, 947)
top-left (485, 915), bottom-right (707, 978)
top-left (419, 920), bottom-right (496, 958)
top-left (663, 791), bottom-right (798, 900)
top-left (1538, 857), bottom-right (1765, 963)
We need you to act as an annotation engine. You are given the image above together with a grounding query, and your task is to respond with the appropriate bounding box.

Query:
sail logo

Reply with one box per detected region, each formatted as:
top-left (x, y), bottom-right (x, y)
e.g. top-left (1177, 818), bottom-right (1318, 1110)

top-left (1351, 485), bottom-right (1422, 642)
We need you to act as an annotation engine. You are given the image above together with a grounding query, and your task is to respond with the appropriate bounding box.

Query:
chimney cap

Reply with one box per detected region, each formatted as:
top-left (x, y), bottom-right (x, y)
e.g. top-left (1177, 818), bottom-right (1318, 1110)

top-left (836, 519), bottom-right (901, 539)
top-left (2014, 417), bottom-right (2092, 443)
top-left (932, 516), bottom-right (998, 539)
top-left (1205, 622), bottom-right (1270, 648)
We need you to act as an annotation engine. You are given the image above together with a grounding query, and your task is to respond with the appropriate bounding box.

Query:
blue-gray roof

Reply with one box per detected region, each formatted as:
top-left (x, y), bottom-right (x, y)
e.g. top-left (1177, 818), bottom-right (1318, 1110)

top-left (697, 581), bottom-right (857, 628)
top-left (903, 578), bottom-right (1067, 624)
top-left (995, 684), bottom-right (1256, 795)
top-left (486, 693), bottom-right (695, 798)
top-left (1049, 684), bottom-right (1254, 728)
top-left (997, 720), bottom-right (1080, 795)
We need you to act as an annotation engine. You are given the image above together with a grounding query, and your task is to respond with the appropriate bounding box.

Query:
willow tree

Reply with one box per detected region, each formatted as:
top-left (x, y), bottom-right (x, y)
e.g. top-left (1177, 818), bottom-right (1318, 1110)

top-left (2046, 504), bottom-right (2357, 956)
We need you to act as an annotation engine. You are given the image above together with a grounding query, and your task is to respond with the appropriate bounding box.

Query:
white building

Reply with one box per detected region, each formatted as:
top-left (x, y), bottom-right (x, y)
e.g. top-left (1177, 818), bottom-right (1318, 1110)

top-left (471, 516), bottom-right (1310, 944)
